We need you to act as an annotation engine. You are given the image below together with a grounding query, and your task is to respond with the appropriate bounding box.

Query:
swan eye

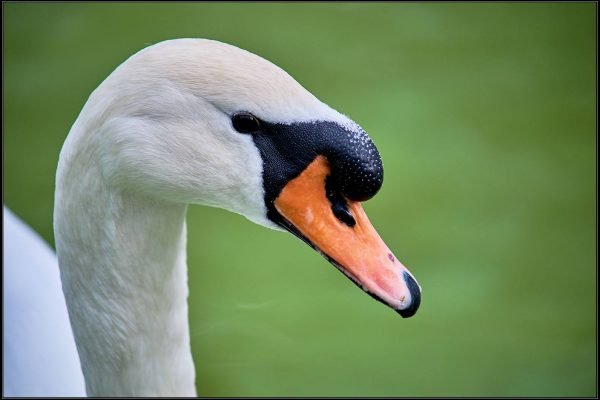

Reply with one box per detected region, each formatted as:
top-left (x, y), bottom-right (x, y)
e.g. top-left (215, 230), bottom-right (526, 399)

top-left (232, 112), bottom-right (261, 134)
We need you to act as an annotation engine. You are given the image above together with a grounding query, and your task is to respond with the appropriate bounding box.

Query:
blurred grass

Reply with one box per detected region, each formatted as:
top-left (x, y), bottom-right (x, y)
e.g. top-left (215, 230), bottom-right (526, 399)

top-left (3, 2), bottom-right (596, 397)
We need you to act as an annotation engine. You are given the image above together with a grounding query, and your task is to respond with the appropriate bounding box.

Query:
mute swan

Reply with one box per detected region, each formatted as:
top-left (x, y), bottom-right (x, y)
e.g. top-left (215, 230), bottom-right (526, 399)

top-left (4, 38), bottom-right (421, 396)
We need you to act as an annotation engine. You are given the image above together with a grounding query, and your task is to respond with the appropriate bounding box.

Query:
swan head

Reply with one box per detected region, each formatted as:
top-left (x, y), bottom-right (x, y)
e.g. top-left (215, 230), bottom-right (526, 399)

top-left (72, 38), bottom-right (421, 317)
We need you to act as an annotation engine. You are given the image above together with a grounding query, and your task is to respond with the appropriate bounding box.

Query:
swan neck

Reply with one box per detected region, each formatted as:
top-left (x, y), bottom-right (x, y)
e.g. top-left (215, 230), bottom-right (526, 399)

top-left (54, 177), bottom-right (196, 396)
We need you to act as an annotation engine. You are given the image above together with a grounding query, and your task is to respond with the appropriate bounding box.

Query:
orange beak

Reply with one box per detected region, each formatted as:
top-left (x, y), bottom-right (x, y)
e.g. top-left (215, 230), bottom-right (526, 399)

top-left (274, 156), bottom-right (421, 317)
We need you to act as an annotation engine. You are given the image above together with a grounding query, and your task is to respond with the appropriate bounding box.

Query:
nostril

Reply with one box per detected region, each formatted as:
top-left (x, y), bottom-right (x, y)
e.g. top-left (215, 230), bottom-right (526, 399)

top-left (331, 200), bottom-right (356, 227)
top-left (325, 175), bottom-right (356, 227)
top-left (397, 271), bottom-right (421, 318)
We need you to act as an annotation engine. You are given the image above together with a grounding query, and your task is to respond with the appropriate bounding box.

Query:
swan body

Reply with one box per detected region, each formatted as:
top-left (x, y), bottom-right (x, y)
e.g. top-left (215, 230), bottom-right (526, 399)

top-left (3, 207), bottom-right (85, 396)
top-left (7, 38), bottom-right (421, 396)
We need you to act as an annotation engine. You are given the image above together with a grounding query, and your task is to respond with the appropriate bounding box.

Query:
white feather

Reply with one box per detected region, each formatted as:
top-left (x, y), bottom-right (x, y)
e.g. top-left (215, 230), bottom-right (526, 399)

top-left (3, 206), bottom-right (85, 396)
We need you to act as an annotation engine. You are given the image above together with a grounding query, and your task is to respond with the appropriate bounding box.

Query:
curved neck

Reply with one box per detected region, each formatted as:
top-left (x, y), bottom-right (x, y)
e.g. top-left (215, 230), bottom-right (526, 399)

top-left (54, 163), bottom-right (196, 396)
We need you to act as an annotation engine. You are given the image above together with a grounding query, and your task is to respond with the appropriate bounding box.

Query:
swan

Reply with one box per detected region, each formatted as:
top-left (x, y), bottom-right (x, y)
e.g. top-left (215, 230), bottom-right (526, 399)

top-left (4, 38), bottom-right (421, 396)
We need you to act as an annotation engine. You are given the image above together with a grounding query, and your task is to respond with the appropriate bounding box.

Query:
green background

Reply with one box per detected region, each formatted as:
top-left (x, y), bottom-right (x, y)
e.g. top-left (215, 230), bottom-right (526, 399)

top-left (3, 3), bottom-right (596, 397)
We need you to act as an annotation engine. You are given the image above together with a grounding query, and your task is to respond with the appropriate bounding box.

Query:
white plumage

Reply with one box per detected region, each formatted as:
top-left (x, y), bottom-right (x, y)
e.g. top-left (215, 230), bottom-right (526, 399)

top-left (3, 207), bottom-right (85, 396)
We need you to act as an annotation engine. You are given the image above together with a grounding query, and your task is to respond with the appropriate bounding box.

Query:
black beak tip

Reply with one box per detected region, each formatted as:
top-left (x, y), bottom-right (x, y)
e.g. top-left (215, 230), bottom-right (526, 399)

top-left (396, 271), bottom-right (421, 318)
